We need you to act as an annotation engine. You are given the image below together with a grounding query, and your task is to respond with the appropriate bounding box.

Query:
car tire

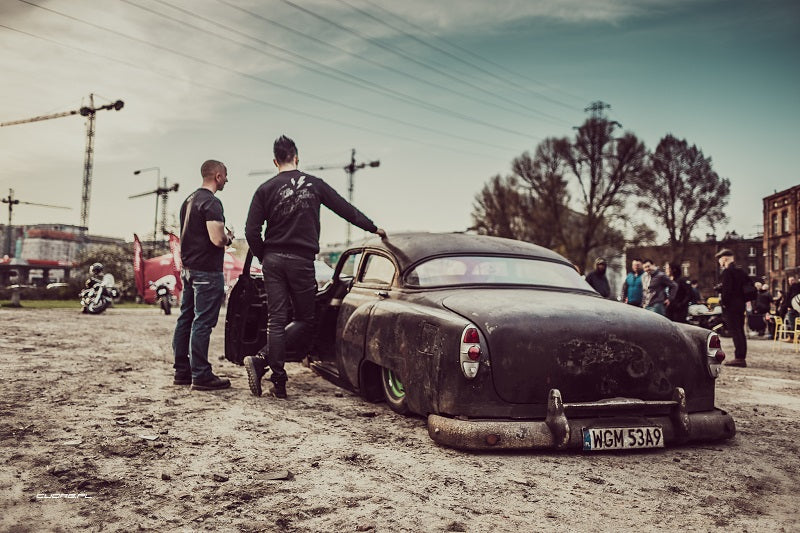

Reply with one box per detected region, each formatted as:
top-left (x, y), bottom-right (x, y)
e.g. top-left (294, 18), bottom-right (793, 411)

top-left (381, 366), bottom-right (409, 415)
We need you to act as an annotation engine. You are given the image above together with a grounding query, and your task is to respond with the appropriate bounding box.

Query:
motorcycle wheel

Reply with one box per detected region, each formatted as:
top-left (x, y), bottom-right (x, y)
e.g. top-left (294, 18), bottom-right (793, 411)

top-left (87, 298), bottom-right (109, 314)
top-left (161, 298), bottom-right (171, 315)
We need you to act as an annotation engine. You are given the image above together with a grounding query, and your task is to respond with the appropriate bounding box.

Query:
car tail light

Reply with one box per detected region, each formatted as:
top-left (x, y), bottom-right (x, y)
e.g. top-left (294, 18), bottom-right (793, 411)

top-left (463, 327), bottom-right (480, 344)
top-left (460, 324), bottom-right (486, 379)
top-left (706, 333), bottom-right (725, 378)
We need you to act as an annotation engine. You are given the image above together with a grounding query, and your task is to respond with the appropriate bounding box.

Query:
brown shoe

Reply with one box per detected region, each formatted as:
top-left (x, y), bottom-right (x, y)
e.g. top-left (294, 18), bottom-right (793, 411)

top-left (724, 358), bottom-right (747, 368)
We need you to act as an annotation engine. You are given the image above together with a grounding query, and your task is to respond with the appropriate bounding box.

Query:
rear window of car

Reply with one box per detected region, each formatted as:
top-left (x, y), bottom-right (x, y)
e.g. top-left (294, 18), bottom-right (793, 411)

top-left (405, 255), bottom-right (593, 291)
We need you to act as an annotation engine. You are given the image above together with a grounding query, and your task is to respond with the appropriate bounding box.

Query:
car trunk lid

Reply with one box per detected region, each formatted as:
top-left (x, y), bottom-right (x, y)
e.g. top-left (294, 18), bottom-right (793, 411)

top-left (442, 289), bottom-right (701, 404)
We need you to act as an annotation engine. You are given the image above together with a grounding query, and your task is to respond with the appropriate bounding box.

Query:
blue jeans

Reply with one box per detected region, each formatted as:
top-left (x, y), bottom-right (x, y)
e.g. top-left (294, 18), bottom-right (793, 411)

top-left (262, 253), bottom-right (316, 385)
top-left (173, 269), bottom-right (225, 382)
top-left (646, 302), bottom-right (666, 316)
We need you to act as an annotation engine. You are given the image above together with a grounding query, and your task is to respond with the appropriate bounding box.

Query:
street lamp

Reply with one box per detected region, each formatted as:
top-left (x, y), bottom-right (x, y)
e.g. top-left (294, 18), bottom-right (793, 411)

top-left (133, 167), bottom-right (160, 253)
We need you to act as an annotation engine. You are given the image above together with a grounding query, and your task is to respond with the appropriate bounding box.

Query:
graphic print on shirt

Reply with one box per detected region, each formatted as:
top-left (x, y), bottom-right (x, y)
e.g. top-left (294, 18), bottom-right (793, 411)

top-left (274, 175), bottom-right (315, 218)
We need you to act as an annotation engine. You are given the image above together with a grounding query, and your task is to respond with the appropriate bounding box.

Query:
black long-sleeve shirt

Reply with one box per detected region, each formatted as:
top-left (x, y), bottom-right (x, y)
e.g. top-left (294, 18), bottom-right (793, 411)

top-left (720, 265), bottom-right (747, 313)
top-left (245, 169), bottom-right (378, 260)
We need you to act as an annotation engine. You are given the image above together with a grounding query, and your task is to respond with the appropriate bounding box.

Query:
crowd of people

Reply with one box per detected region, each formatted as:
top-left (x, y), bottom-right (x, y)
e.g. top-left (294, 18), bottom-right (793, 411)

top-left (584, 250), bottom-right (797, 369)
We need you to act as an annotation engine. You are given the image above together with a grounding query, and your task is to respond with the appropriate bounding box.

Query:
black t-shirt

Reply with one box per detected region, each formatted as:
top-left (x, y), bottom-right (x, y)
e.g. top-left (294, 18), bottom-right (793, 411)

top-left (245, 169), bottom-right (377, 261)
top-left (179, 188), bottom-right (225, 272)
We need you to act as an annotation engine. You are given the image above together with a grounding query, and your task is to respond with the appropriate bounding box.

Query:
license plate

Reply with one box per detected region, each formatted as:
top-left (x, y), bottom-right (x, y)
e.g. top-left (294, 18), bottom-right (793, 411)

top-left (582, 426), bottom-right (664, 451)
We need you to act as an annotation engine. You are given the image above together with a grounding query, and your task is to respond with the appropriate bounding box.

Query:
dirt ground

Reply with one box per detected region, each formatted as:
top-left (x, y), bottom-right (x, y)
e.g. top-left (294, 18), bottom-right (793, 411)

top-left (1, 307), bottom-right (799, 532)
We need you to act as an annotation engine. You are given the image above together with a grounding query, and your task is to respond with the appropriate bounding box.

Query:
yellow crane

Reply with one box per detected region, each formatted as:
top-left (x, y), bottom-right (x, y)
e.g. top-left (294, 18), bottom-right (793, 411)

top-left (0, 94), bottom-right (124, 238)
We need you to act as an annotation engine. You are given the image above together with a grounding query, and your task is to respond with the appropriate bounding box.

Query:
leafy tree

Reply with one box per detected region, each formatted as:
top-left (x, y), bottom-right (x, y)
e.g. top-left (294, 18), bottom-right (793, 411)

top-left (558, 107), bottom-right (647, 271)
top-left (634, 134), bottom-right (730, 260)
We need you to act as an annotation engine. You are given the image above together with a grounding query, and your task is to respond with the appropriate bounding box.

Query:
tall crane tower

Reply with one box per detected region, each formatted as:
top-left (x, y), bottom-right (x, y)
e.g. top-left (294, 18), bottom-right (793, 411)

top-left (0, 94), bottom-right (124, 239)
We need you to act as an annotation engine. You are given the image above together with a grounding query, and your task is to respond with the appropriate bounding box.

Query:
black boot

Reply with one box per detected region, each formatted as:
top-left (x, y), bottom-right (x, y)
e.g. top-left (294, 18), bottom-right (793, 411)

top-left (244, 354), bottom-right (267, 397)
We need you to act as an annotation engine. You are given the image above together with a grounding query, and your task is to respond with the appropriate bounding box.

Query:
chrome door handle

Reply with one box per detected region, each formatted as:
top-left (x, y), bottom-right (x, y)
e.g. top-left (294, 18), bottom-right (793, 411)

top-left (375, 290), bottom-right (389, 298)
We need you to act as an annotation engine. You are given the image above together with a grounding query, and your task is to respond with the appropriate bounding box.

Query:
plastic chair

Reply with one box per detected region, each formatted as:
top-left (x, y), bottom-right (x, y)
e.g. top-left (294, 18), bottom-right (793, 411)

top-left (793, 318), bottom-right (800, 352)
top-left (772, 316), bottom-right (790, 351)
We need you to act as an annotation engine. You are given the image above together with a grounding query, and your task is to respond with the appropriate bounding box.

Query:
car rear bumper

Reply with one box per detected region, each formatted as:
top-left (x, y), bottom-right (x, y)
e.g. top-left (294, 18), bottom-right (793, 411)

top-left (427, 388), bottom-right (736, 451)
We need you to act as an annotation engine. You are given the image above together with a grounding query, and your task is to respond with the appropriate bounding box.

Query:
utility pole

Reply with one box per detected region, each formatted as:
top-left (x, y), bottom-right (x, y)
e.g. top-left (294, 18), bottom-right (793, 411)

top-left (0, 94), bottom-right (124, 240)
top-left (343, 149), bottom-right (380, 245)
top-left (128, 181), bottom-right (180, 255)
top-left (249, 148), bottom-right (380, 245)
top-left (2, 189), bottom-right (71, 257)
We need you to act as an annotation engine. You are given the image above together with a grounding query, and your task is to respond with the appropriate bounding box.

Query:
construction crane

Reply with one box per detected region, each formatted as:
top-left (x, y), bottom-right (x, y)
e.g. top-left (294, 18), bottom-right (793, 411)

top-left (2, 188), bottom-right (71, 258)
top-left (0, 94), bottom-right (124, 239)
top-left (250, 149), bottom-right (380, 245)
top-left (128, 179), bottom-right (180, 252)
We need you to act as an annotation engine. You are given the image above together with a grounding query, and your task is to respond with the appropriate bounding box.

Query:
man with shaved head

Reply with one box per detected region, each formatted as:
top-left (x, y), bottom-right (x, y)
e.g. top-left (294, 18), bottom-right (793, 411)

top-left (172, 159), bottom-right (235, 391)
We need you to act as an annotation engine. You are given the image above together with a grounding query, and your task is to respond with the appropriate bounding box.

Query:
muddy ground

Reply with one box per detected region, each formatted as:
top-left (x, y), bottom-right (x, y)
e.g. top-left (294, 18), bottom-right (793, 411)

top-left (1, 306), bottom-right (799, 532)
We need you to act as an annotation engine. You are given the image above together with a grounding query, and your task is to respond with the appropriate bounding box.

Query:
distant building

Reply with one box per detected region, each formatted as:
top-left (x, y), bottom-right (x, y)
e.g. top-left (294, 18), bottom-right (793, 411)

top-left (763, 185), bottom-right (800, 292)
top-left (626, 232), bottom-right (764, 302)
top-left (0, 223), bottom-right (125, 286)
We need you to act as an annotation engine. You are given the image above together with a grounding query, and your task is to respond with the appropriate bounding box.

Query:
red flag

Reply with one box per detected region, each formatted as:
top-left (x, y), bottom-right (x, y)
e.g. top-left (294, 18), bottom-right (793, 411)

top-left (168, 232), bottom-right (183, 292)
top-left (132, 234), bottom-right (145, 299)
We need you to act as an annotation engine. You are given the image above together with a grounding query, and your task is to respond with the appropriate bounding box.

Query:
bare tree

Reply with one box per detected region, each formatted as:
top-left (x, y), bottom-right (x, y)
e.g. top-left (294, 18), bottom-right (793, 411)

top-left (511, 138), bottom-right (570, 251)
top-left (471, 174), bottom-right (535, 241)
top-left (635, 134), bottom-right (730, 260)
top-left (558, 111), bottom-right (647, 271)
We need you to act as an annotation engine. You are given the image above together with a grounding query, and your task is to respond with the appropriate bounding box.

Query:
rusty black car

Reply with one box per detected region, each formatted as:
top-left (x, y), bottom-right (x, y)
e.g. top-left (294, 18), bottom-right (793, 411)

top-left (225, 232), bottom-right (735, 451)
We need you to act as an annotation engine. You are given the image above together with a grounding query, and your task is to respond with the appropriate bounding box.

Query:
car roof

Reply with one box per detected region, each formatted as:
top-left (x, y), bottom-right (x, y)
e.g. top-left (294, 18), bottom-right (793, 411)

top-left (357, 232), bottom-right (570, 272)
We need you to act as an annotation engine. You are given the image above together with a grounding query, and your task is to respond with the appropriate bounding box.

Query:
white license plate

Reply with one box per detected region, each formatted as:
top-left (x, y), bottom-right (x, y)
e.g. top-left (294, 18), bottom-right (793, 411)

top-left (582, 426), bottom-right (664, 451)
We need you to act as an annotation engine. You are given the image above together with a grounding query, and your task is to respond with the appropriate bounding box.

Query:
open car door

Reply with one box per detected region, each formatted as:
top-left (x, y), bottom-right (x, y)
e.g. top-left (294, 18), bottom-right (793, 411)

top-left (224, 250), bottom-right (352, 366)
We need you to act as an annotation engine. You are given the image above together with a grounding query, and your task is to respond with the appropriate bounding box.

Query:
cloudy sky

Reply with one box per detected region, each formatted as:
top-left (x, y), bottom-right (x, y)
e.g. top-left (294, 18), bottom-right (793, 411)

top-left (1, 0), bottom-right (798, 252)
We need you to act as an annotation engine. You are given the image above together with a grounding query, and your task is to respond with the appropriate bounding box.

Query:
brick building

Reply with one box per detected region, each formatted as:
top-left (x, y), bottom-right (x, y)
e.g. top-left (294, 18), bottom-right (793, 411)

top-left (626, 232), bottom-right (764, 301)
top-left (763, 185), bottom-right (800, 293)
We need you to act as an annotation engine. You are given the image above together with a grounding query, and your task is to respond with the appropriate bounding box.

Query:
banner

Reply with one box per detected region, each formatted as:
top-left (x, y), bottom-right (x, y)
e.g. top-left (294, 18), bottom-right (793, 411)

top-left (168, 232), bottom-right (183, 292)
top-left (132, 234), bottom-right (144, 299)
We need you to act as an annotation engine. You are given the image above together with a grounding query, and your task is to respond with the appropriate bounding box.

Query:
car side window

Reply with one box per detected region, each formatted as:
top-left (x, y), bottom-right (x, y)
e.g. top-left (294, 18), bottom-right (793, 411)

top-left (337, 252), bottom-right (363, 280)
top-left (359, 254), bottom-right (395, 286)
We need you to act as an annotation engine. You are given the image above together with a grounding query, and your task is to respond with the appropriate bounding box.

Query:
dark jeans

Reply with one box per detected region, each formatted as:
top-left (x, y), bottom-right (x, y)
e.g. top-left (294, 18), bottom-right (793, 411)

top-left (173, 269), bottom-right (225, 382)
top-left (262, 253), bottom-right (316, 385)
top-left (725, 309), bottom-right (747, 360)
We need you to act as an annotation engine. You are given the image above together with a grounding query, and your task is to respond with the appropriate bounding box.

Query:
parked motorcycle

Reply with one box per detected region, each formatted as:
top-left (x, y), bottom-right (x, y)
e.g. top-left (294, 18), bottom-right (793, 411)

top-left (687, 303), bottom-right (729, 337)
top-left (150, 280), bottom-right (175, 315)
top-left (80, 263), bottom-right (119, 315)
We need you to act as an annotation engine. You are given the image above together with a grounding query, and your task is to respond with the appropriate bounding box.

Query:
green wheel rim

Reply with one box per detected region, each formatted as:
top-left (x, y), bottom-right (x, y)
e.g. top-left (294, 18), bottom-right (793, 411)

top-left (386, 370), bottom-right (405, 399)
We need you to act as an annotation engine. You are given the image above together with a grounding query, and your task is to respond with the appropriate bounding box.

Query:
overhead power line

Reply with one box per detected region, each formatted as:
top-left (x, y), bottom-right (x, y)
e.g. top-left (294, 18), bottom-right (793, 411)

top-left (358, 0), bottom-right (587, 106)
top-left (16, 0), bottom-right (533, 144)
top-left (278, 0), bottom-right (569, 125)
top-left (213, 0), bottom-right (562, 124)
top-left (0, 23), bottom-right (508, 159)
top-left (131, 0), bottom-right (538, 138)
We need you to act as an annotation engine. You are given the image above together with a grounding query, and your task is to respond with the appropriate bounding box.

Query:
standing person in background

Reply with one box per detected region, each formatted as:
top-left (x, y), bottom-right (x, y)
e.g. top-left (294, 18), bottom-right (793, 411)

top-left (642, 259), bottom-right (675, 316)
top-left (779, 277), bottom-right (800, 338)
top-left (620, 258), bottom-right (644, 306)
top-left (689, 280), bottom-right (702, 305)
top-left (715, 249), bottom-right (747, 367)
top-left (243, 135), bottom-right (387, 399)
top-left (172, 160), bottom-right (234, 391)
top-left (665, 262), bottom-right (690, 323)
top-left (751, 282), bottom-right (772, 336)
top-left (585, 257), bottom-right (611, 298)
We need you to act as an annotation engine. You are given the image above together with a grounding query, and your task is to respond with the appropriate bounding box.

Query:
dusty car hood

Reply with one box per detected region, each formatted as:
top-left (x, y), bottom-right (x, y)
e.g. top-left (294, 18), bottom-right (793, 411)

top-left (441, 289), bottom-right (703, 404)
